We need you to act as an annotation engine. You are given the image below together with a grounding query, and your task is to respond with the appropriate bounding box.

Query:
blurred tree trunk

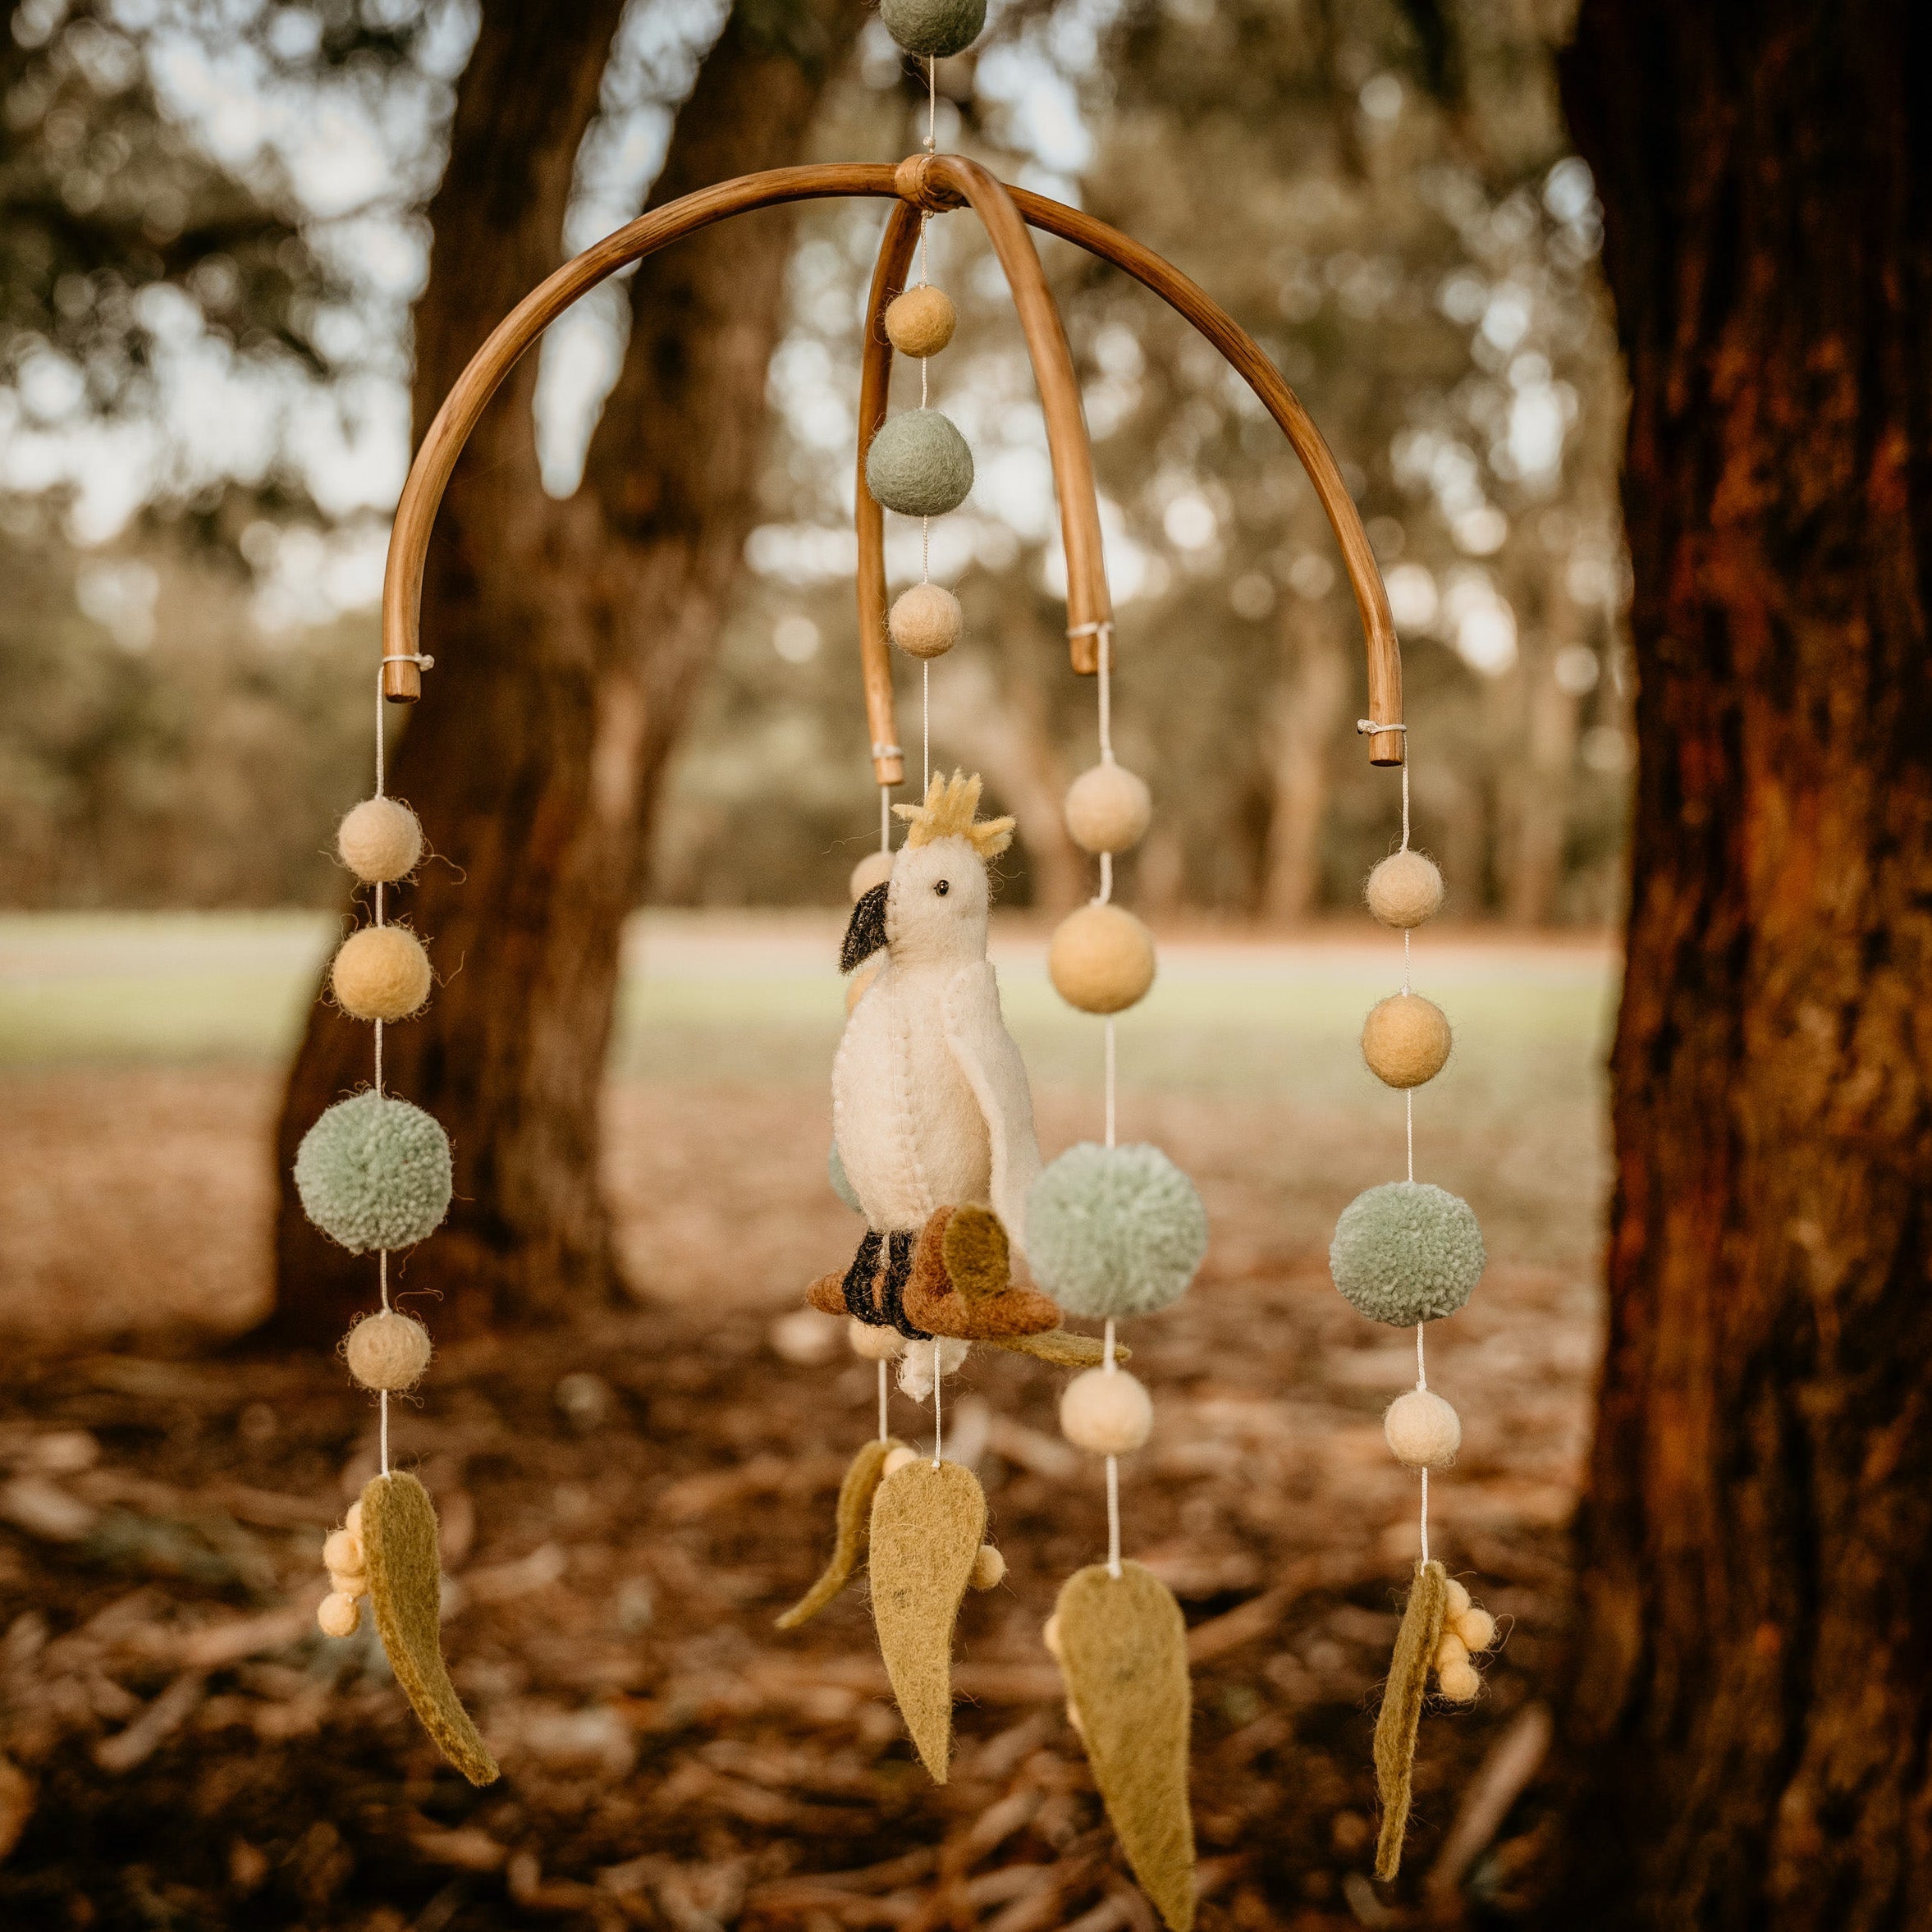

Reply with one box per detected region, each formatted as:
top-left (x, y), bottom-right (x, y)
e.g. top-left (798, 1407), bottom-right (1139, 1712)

top-left (1258, 613), bottom-right (1347, 922)
top-left (268, 0), bottom-right (869, 1345)
top-left (1551, 4), bottom-right (1932, 1925)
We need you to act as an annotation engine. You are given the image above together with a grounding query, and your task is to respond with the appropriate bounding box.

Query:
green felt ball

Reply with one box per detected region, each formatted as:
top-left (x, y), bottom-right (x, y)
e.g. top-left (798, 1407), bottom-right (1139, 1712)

top-left (865, 409), bottom-right (974, 518)
top-left (1027, 1142), bottom-right (1207, 1320)
top-left (881, 0), bottom-right (986, 57)
top-left (1329, 1181), bottom-right (1485, 1325)
top-left (295, 1091), bottom-right (452, 1255)
top-left (829, 1142), bottom-right (862, 1213)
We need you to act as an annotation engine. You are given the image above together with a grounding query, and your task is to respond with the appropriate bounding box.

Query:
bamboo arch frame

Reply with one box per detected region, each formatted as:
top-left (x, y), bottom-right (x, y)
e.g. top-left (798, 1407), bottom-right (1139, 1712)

top-left (379, 155), bottom-right (1405, 777)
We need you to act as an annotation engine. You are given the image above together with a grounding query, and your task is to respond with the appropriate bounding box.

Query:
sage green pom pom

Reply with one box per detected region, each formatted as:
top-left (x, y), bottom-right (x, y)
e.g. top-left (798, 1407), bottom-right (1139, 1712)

top-left (295, 1091), bottom-right (452, 1254)
top-left (865, 409), bottom-right (974, 517)
top-left (881, 0), bottom-right (986, 57)
top-left (1329, 1181), bottom-right (1485, 1326)
top-left (1027, 1142), bottom-right (1207, 1320)
top-left (829, 1142), bottom-right (862, 1213)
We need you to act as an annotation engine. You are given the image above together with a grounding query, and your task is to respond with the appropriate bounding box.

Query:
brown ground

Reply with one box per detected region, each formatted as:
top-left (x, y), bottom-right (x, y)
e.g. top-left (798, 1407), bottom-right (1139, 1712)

top-left (0, 1011), bottom-right (1602, 1930)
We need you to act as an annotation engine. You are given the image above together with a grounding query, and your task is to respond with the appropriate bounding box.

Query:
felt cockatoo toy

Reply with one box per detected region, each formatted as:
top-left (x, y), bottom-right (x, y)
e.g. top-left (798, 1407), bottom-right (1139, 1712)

top-left (816, 771), bottom-right (1060, 1341)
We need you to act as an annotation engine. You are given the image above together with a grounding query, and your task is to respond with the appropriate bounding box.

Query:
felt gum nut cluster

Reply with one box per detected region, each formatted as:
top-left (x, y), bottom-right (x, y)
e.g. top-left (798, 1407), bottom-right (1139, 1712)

top-left (330, 798), bottom-right (432, 1022)
top-left (1049, 762), bottom-right (1157, 1014)
top-left (1433, 1577), bottom-right (1499, 1703)
top-left (317, 1500), bottom-right (368, 1637)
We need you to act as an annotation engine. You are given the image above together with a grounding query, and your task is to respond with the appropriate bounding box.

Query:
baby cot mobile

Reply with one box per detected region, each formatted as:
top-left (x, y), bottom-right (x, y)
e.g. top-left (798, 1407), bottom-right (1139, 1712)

top-left (289, 1), bottom-right (1501, 1916)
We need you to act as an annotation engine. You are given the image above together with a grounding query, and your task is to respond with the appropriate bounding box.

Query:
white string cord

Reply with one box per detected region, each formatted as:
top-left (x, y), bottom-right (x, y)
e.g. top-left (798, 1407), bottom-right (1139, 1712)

top-left (879, 785), bottom-right (892, 854)
top-left (1104, 1319), bottom-right (1121, 1577)
top-left (923, 660), bottom-right (930, 791)
top-left (878, 1358), bottom-right (889, 1442)
top-left (932, 1339), bottom-right (944, 1466)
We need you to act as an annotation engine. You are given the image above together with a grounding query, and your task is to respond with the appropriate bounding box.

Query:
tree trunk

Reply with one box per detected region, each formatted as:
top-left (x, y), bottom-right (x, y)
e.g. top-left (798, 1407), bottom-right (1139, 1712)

top-left (1258, 611), bottom-right (1348, 923)
top-left (269, 0), bottom-right (870, 1345)
top-left (1551, 6), bottom-right (1932, 1925)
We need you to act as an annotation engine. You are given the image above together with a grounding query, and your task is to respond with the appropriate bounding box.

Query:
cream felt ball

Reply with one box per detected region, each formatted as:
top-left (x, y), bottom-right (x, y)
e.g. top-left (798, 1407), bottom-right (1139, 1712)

top-left (1455, 1605), bottom-right (1498, 1653)
top-left (317, 1591), bottom-right (361, 1638)
top-left (295, 1091), bottom-right (453, 1254)
top-left (343, 1308), bottom-right (433, 1391)
top-left (885, 284), bottom-right (958, 359)
top-left (1060, 1367), bottom-right (1153, 1454)
top-left (880, 0), bottom-right (986, 57)
top-left (970, 1543), bottom-right (1006, 1590)
top-left (865, 409), bottom-right (974, 517)
top-left (1330, 1180), bottom-right (1486, 1325)
top-left (1048, 903), bottom-right (1156, 1014)
top-left (1384, 1389), bottom-right (1462, 1468)
top-left (849, 849), bottom-right (895, 900)
top-left (1437, 1658), bottom-right (1481, 1703)
top-left (1366, 849), bottom-right (1444, 928)
top-left (1064, 762), bottom-right (1151, 855)
top-left (890, 582), bottom-right (963, 659)
top-left (849, 1317), bottom-right (905, 1361)
top-left (331, 925), bottom-right (432, 1022)
top-left (1444, 1577), bottom-right (1471, 1618)
top-left (1362, 992), bottom-right (1451, 1088)
top-left (1435, 1630), bottom-right (1470, 1672)
top-left (883, 1444), bottom-right (919, 1477)
top-left (1027, 1142), bottom-right (1207, 1319)
top-left (336, 797), bottom-right (423, 883)
top-left (323, 1528), bottom-right (364, 1579)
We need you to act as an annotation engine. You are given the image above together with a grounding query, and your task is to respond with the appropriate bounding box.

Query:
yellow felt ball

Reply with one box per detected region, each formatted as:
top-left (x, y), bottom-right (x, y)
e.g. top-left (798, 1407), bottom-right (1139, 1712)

top-left (889, 582), bottom-right (963, 660)
top-left (1437, 1657), bottom-right (1481, 1703)
top-left (317, 1591), bottom-right (361, 1638)
top-left (1454, 1605), bottom-right (1498, 1654)
top-left (1060, 1367), bottom-right (1153, 1455)
top-left (848, 1317), bottom-right (904, 1361)
top-left (885, 283), bottom-right (957, 359)
top-left (1366, 849), bottom-right (1444, 928)
top-left (1383, 1388), bottom-right (1461, 1469)
top-left (849, 849), bottom-right (894, 900)
top-left (331, 926), bottom-right (432, 1023)
top-left (1064, 762), bottom-right (1151, 855)
top-left (1362, 992), bottom-right (1451, 1089)
top-left (1435, 1630), bottom-right (1470, 1673)
top-left (336, 797), bottom-right (423, 883)
top-left (969, 1543), bottom-right (1006, 1591)
top-left (323, 1528), bottom-right (364, 1579)
top-left (1049, 904), bottom-right (1156, 1014)
top-left (343, 1308), bottom-right (433, 1392)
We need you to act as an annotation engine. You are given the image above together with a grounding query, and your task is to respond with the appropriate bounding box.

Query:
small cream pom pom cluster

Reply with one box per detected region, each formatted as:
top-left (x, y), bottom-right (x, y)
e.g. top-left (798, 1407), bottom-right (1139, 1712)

top-left (1432, 1577), bottom-right (1500, 1702)
top-left (315, 1499), bottom-right (368, 1638)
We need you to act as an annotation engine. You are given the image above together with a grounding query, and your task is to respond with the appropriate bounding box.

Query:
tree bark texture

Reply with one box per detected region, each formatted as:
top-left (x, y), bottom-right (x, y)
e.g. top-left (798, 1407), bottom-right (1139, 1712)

top-left (269, 0), bottom-right (871, 1344)
top-left (1554, 4), bottom-right (1932, 1925)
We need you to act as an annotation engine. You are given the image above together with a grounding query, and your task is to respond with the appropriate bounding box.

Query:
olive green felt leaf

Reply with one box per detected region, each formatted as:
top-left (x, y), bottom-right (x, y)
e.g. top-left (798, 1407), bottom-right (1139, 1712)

top-left (776, 1437), bottom-right (906, 1630)
top-left (980, 1328), bottom-right (1127, 1367)
top-left (1373, 1558), bottom-right (1447, 1881)
top-left (360, 1472), bottom-right (499, 1787)
top-left (868, 1458), bottom-right (986, 1781)
top-left (1055, 1561), bottom-right (1196, 1932)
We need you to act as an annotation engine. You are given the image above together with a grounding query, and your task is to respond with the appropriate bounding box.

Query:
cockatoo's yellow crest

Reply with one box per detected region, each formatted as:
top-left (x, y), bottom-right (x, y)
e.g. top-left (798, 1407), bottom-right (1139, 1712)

top-left (893, 770), bottom-right (1015, 858)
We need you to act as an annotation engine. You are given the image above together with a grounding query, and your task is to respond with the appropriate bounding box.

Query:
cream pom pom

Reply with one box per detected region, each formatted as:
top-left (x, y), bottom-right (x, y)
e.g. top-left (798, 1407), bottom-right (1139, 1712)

top-left (1444, 1577), bottom-right (1472, 1619)
top-left (883, 1445), bottom-right (919, 1478)
top-left (1060, 1367), bottom-right (1153, 1455)
top-left (1437, 1658), bottom-right (1481, 1703)
top-left (1362, 992), bottom-right (1451, 1088)
top-left (1048, 904), bottom-right (1156, 1014)
top-left (1064, 762), bottom-right (1152, 855)
top-left (345, 1501), bottom-right (363, 1538)
top-left (889, 582), bottom-right (964, 660)
top-left (317, 1591), bottom-right (361, 1638)
top-left (343, 1308), bottom-right (433, 1392)
top-left (336, 798), bottom-right (423, 883)
top-left (323, 1528), bottom-right (364, 1579)
top-left (848, 1318), bottom-right (905, 1361)
top-left (1383, 1389), bottom-right (1462, 1469)
top-left (885, 285), bottom-right (958, 359)
top-left (1367, 849), bottom-right (1444, 928)
top-left (1454, 1605), bottom-right (1498, 1654)
top-left (1435, 1630), bottom-right (1470, 1672)
top-left (849, 849), bottom-right (895, 900)
top-left (969, 1544), bottom-right (1006, 1591)
top-left (1042, 1613), bottom-right (1063, 1659)
top-left (898, 1335), bottom-right (970, 1399)
top-left (331, 926), bottom-right (432, 1023)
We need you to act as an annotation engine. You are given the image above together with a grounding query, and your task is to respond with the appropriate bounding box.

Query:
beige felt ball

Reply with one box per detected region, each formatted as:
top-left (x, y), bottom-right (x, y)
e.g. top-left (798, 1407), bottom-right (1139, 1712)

top-left (1383, 1388), bottom-right (1462, 1469)
top-left (1454, 1605), bottom-right (1498, 1654)
top-left (849, 849), bottom-right (894, 900)
top-left (1366, 849), bottom-right (1444, 929)
top-left (848, 1317), bottom-right (905, 1361)
top-left (317, 1591), bottom-right (361, 1638)
top-left (1444, 1577), bottom-right (1472, 1618)
top-left (969, 1543), bottom-right (1006, 1591)
top-left (885, 283), bottom-right (957, 359)
top-left (343, 1308), bottom-right (433, 1392)
top-left (1042, 1613), bottom-right (1062, 1659)
top-left (1437, 1658), bottom-right (1481, 1704)
top-left (1048, 904), bottom-right (1156, 1015)
top-left (344, 1501), bottom-right (363, 1539)
top-left (331, 926), bottom-right (432, 1023)
top-left (883, 1445), bottom-right (919, 1478)
top-left (1435, 1630), bottom-right (1470, 1673)
top-left (1060, 1367), bottom-right (1154, 1455)
top-left (1362, 992), bottom-right (1451, 1089)
top-left (336, 797), bottom-right (423, 884)
top-left (1064, 762), bottom-right (1152, 855)
top-left (889, 582), bottom-right (964, 660)
top-left (322, 1528), bottom-right (364, 1579)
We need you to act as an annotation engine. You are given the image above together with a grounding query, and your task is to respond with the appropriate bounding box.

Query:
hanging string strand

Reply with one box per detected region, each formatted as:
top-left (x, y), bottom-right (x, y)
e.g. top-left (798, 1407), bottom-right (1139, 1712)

top-left (932, 1339), bottom-right (944, 1466)
top-left (878, 1359), bottom-right (889, 1442)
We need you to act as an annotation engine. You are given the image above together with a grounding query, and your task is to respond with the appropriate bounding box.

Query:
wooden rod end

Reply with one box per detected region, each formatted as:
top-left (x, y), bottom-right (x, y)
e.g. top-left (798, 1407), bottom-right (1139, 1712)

top-left (871, 753), bottom-right (905, 788)
top-left (1367, 730), bottom-right (1405, 767)
top-left (382, 658), bottom-right (423, 703)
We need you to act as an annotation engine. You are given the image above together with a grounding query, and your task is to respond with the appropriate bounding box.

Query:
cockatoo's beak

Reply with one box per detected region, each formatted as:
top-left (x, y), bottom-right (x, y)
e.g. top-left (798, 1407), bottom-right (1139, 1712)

top-left (841, 881), bottom-right (889, 973)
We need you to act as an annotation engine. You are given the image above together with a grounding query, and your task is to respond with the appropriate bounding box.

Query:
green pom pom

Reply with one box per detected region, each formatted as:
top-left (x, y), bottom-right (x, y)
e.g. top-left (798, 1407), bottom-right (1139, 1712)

top-left (865, 409), bottom-right (973, 517)
top-left (1329, 1181), bottom-right (1484, 1326)
top-left (295, 1091), bottom-right (452, 1254)
top-left (880, 0), bottom-right (987, 57)
top-left (829, 1141), bottom-right (861, 1213)
top-left (1027, 1142), bottom-right (1207, 1320)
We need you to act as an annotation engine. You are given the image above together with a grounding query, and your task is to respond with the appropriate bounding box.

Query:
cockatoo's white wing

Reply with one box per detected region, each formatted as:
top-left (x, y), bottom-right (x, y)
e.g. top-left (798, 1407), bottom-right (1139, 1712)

top-left (942, 961), bottom-right (1042, 1253)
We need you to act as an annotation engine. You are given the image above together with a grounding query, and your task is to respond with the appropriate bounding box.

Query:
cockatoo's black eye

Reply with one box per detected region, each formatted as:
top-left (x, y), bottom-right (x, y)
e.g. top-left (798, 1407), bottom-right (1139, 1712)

top-left (933, 879), bottom-right (950, 896)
